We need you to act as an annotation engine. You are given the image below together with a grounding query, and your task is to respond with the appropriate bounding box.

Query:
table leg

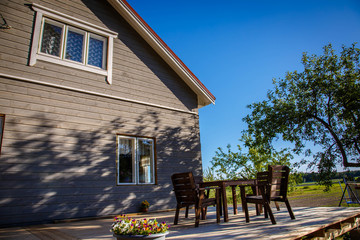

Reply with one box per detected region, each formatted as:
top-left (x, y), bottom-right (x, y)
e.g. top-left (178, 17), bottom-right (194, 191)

top-left (219, 190), bottom-right (222, 216)
top-left (232, 186), bottom-right (238, 215)
top-left (222, 183), bottom-right (229, 222)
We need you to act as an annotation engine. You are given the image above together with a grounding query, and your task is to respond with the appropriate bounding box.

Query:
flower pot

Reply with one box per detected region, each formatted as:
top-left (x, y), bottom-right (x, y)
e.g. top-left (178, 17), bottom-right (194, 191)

top-left (113, 232), bottom-right (168, 240)
top-left (140, 207), bottom-right (149, 213)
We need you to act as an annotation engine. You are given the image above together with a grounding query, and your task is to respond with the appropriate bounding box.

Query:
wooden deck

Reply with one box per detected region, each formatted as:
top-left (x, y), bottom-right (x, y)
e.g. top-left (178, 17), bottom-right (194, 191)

top-left (167, 207), bottom-right (360, 239)
top-left (0, 207), bottom-right (359, 239)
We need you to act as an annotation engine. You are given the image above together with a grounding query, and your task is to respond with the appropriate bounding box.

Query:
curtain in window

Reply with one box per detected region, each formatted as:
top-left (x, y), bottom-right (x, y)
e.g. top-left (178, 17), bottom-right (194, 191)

top-left (118, 138), bottom-right (134, 183)
top-left (0, 115), bottom-right (4, 154)
top-left (138, 139), bottom-right (154, 184)
top-left (41, 23), bottom-right (62, 56)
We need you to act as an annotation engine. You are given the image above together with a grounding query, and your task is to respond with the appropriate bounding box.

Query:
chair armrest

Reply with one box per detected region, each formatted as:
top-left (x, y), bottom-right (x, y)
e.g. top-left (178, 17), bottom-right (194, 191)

top-left (239, 183), bottom-right (268, 195)
top-left (198, 187), bottom-right (220, 200)
top-left (240, 182), bottom-right (269, 187)
top-left (198, 187), bottom-right (220, 191)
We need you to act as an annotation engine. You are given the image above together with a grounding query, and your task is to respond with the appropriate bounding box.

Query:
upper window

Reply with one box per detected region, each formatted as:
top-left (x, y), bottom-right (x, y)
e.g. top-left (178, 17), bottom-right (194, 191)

top-left (40, 19), bottom-right (107, 69)
top-left (30, 4), bottom-right (117, 84)
top-left (117, 135), bottom-right (156, 185)
top-left (0, 114), bottom-right (4, 155)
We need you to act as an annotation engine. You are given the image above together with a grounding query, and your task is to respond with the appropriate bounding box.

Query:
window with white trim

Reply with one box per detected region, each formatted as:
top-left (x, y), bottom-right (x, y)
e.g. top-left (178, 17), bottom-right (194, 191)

top-left (30, 3), bottom-right (117, 84)
top-left (40, 19), bottom-right (107, 69)
top-left (117, 135), bottom-right (156, 185)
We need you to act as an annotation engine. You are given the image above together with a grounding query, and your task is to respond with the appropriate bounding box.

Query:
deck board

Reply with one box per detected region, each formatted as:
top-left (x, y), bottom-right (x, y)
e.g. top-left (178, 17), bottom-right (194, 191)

top-left (164, 207), bottom-right (360, 239)
top-left (0, 207), bottom-right (360, 239)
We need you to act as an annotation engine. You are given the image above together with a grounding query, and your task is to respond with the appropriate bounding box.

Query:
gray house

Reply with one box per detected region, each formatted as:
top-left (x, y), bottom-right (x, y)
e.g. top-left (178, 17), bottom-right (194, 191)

top-left (0, 0), bottom-right (215, 226)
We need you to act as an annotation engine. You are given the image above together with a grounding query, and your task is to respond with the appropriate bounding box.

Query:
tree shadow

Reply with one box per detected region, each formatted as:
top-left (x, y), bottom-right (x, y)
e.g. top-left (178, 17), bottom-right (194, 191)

top-left (0, 0), bottom-right (203, 227)
top-left (0, 108), bottom-right (202, 226)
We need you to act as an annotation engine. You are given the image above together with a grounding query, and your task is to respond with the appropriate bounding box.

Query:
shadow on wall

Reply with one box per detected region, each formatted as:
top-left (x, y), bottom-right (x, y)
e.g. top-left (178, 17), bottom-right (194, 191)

top-left (0, 109), bottom-right (202, 226)
top-left (0, 0), bottom-right (203, 226)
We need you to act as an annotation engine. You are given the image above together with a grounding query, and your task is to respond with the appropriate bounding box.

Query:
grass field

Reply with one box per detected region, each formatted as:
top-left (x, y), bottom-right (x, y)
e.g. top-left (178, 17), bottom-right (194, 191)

top-left (288, 181), bottom-right (344, 207)
top-left (211, 180), bottom-right (358, 207)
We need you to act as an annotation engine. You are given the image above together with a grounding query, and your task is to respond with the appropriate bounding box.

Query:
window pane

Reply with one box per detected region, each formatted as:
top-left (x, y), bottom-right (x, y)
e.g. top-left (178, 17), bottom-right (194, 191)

top-left (41, 22), bottom-right (62, 57)
top-left (138, 139), bottom-right (154, 184)
top-left (0, 115), bottom-right (3, 138)
top-left (0, 115), bottom-right (4, 155)
top-left (65, 29), bottom-right (84, 62)
top-left (118, 138), bottom-right (135, 183)
top-left (88, 35), bottom-right (106, 68)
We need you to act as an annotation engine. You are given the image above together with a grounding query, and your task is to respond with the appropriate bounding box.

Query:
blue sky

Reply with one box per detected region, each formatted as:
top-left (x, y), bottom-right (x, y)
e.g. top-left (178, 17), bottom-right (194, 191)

top-left (126, 0), bottom-right (360, 172)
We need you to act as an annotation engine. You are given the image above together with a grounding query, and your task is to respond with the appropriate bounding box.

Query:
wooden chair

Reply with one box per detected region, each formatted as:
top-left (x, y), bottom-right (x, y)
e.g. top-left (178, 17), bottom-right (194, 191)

top-left (171, 172), bottom-right (220, 227)
top-left (182, 175), bottom-right (206, 218)
top-left (267, 165), bottom-right (295, 219)
top-left (254, 171), bottom-right (280, 214)
top-left (240, 165), bottom-right (295, 224)
top-left (254, 171), bottom-right (270, 215)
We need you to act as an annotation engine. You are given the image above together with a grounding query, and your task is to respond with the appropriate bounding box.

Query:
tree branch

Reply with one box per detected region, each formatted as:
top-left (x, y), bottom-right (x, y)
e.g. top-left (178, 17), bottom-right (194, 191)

top-left (354, 140), bottom-right (360, 155)
top-left (309, 114), bottom-right (360, 167)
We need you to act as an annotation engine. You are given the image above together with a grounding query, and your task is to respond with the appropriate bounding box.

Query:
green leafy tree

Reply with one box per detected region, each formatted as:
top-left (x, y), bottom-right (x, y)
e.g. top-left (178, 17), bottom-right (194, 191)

top-left (243, 43), bottom-right (360, 188)
top-left (210, 135), bottom-right (293, 180)
top-left (203, 167), bottom-right (218, 182)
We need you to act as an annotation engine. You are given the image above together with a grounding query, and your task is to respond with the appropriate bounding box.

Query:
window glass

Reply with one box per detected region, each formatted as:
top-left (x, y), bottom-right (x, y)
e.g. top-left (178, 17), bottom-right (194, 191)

top-left (88, 35), bottom-right (106, 68)
top-left (65, 29), bottom-right (84, 63)
top-left (118, 138), bottom-right (135, 183)
top-left (117, 135), bottom-right (155, 185)
top-left (0, 114), bottom-right (4, 155)
top-left (41, 22), bottom-right (62, 57)
top-left (138, 139), bottom-right (154, 184)
top-left (30, 5), bottom-right (117, 84)
top-left (39, 19), bottom-right (108, 70)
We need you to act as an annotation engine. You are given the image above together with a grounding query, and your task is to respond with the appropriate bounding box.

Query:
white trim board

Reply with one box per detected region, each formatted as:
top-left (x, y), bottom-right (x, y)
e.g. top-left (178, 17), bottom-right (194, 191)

top-left (0, 72), bottom-right (198, 115)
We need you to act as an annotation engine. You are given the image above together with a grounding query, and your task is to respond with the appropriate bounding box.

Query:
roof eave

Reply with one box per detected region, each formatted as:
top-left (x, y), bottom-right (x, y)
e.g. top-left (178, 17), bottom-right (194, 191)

top-left (106, 0), bottom-right (215, 108)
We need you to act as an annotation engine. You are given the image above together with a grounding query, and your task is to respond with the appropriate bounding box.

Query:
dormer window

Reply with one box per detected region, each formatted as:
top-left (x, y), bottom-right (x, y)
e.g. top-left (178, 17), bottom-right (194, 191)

top-left (30, 3), bottom-right (117, 84)
top-left (39, 19), bottom-right (107, 69)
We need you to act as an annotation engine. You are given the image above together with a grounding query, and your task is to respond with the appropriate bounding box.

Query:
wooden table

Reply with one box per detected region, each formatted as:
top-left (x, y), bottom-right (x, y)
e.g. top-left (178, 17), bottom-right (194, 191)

top-left (199, 179), bottom-right (255, 222)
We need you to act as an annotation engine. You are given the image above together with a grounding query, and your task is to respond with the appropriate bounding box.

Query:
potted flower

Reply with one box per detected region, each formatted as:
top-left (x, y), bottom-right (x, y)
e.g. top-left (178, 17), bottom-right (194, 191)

top-left (111, 215), bottom-right (169, 240)
top-left (140, 200), bottom-right (150, 212)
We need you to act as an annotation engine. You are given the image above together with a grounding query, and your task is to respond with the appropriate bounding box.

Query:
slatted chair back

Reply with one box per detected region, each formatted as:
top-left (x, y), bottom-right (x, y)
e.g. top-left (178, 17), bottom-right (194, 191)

top-left (171, 172), bottom-right (198, 206)
top-left (255, 171), bottom-right (269, 195)
top-left (268, 165), bottom-right (290, 199)
top-left (257, 171), bottom-right (269, 184)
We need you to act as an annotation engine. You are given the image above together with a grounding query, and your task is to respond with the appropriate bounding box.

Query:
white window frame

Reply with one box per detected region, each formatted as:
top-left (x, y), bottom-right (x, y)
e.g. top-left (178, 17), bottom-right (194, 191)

top-left (87, 33), bottom-right (108, 69)
top-left (63, 25), bottom-right (86, 64)
top-left (116, 135), bottom-right (156, 185)
top-left (40, 19), bottom-right (65, 57)
top-left (30, 3), bottom-right (117, 84)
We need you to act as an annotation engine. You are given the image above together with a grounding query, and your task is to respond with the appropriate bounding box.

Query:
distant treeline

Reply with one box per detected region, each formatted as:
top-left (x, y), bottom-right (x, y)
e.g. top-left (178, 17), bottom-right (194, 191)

top-left (302, 171), bottom-right (360, 182)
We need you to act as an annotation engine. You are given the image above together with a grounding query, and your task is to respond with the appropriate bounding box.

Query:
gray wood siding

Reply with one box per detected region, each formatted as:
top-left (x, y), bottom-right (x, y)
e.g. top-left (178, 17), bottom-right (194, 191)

top-left (0, 0), bottom-right (203, 226)
top-left (0, 0), bottom-right (198, 112)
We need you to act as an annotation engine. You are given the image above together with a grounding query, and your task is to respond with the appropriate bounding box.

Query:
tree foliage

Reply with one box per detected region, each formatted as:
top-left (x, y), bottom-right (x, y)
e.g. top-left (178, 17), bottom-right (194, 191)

top-left (203, 167), bottom-right (218, 182)
top-left (243, 43), bottom-right (360, 188)
top-left (210, 135), bottom-right (293, 180)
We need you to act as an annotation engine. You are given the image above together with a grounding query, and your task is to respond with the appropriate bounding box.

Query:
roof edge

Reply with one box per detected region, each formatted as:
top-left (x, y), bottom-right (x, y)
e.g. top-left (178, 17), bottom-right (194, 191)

top-left (106, 0), bottom-right (215, 108)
